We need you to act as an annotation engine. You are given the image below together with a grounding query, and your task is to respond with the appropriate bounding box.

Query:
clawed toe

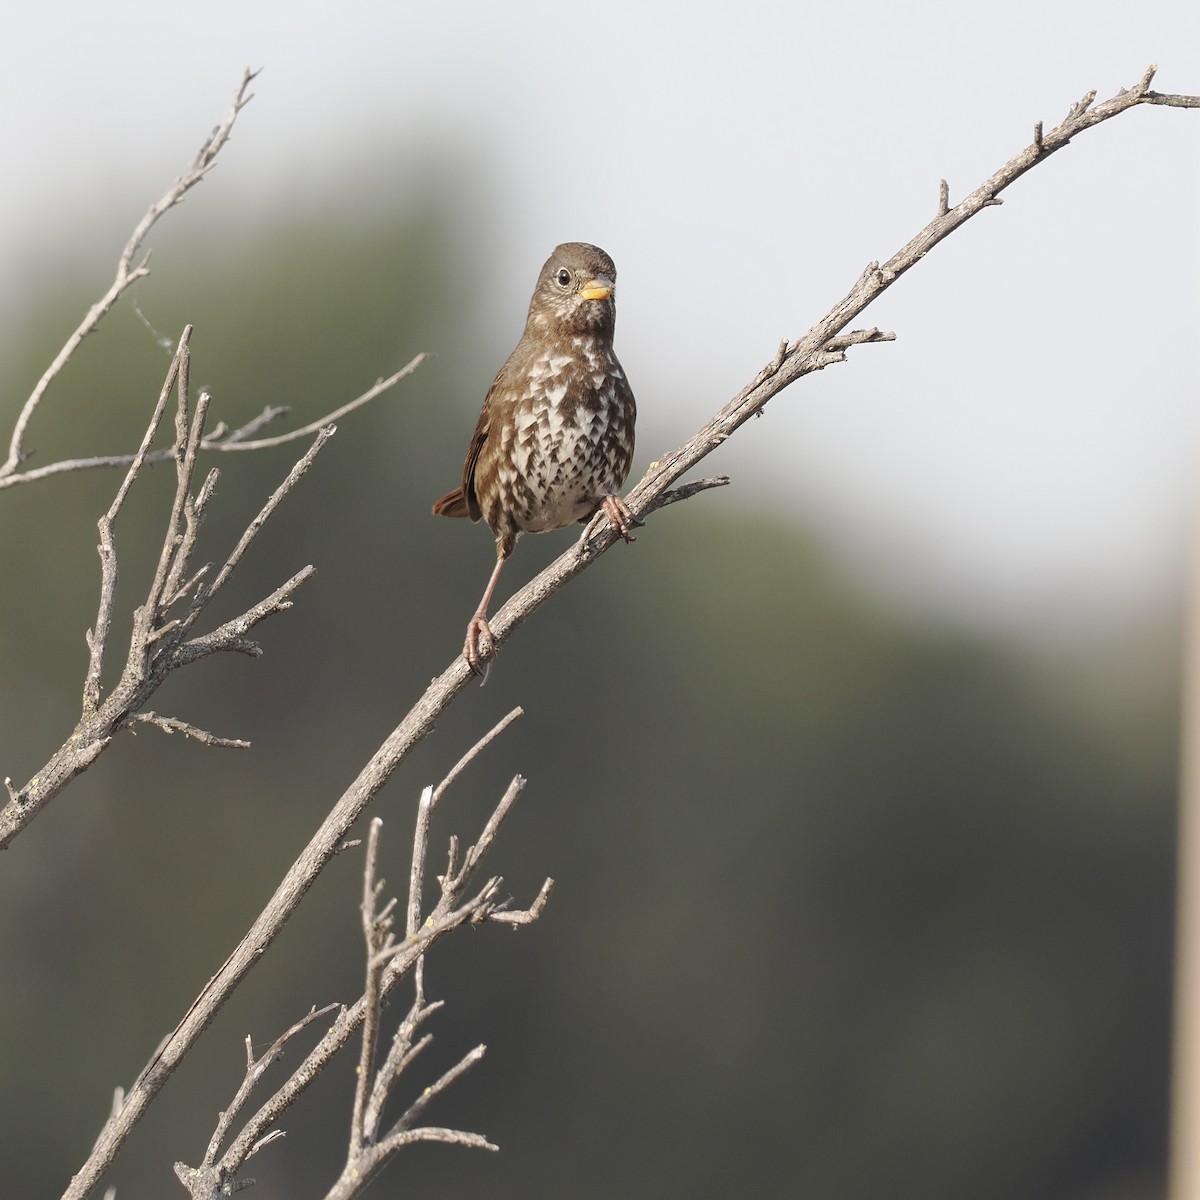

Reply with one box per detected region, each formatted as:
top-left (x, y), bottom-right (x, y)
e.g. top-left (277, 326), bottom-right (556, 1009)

top-left (464, 616), bottom-right (495, 679)
top-left (600, 495), bottom-right (642, 543)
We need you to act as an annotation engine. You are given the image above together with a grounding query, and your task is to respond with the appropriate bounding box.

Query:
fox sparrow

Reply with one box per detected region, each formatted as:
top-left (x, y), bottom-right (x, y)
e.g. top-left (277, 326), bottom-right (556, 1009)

top-left (433, 241), bottom-right (639, 674)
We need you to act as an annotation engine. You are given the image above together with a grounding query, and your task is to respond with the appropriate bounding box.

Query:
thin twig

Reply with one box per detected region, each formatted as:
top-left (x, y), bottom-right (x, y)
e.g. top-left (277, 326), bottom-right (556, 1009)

top-left (0, 71), bottom-right (256, 482)
top-left (406, 707), bottom-right (524, 938)
top-left (126, 364), bottom-right (209, 687)
top-left (0, 355), bottom-right (428, 491)
top-left (175, 742), bottom-right (549, 1198)
top-left (349, 819), bottom-right (387, 1158)
top-left (431, 707), bottom-right (524, 810)
top-left (363, 1010), bottom-right (437, 1143)
top-left (204, 1004), bottom-right (338, 1168)
top-left (82, 332), bottom-right (187, 711)
top-left (1, 346), bottom-right (332, 850)
top-left (459, 776), bottom-right (526, 881)
top-left (205, 357), bottom-right (429, 452)
top-left (642, 475), bottom-right (730, 516)
top-left (407, 787), bottom-right (435, 941)
top-left (126, 712), bottom-right (250, 750)
top-left (389, 1044), bottom-right (488, 1137)
top-left (190, 426), bottom-right (335, 616)
top-left (375, 1126), bottom-right (497, 1153)
top-left (170, 566), bottom-right (316, 667)
top-left (489, 877), bottom-right (555, 926)
top-left (174, 1003), bottom-right (338, 1199)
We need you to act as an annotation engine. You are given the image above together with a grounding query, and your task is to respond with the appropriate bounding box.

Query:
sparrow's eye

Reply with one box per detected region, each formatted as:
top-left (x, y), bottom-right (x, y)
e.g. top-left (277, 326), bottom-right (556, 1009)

top-left (556, 268), bottom-right (572, 288)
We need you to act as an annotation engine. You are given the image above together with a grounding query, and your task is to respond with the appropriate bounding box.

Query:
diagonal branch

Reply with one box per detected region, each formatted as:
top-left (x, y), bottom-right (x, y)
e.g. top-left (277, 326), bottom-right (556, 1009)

top-left (0, 70), bottom-right (257, 482)
top-left (59, 66), bottom-right (1200, 1200)
top-left (476, 66), bottom-right (1200, 663)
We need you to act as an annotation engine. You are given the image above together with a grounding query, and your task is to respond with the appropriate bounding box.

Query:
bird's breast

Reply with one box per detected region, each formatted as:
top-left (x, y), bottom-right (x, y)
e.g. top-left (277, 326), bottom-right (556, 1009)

top-left (482, 345), bottom-right (633, 535)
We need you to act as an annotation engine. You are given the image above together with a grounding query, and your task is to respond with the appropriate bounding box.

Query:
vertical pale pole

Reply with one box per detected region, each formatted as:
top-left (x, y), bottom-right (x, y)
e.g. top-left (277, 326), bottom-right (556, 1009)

top-left (1172, 501), bottom-right (1200, 1200)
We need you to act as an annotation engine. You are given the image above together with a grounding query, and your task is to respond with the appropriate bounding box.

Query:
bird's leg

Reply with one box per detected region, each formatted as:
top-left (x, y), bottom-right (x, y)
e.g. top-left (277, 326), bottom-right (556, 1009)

top-left (591, 493), bottom-right (643, 543)
top-left (464, 552), bottom-right (507, 676)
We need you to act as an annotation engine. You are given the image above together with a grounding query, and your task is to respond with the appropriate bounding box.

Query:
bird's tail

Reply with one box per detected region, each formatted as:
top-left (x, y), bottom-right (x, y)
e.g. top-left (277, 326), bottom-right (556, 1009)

top-left (432, 488), bottom-right (471, 519)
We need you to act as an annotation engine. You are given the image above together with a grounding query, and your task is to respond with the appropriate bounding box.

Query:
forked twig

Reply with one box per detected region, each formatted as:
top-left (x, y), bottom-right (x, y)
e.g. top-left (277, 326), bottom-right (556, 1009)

top-left (1, 354), bottom-right (427, 490)
top-left (0, 71), bottom-right (257, 483)
top-left (0, 66), bottom-right (426, 493)
top-left (173, 716), bottom-right (551, 1199)
top-left (0, 330), bottom-right (333, 850)
top-left (172, 1003), bottom-right (338, 1198)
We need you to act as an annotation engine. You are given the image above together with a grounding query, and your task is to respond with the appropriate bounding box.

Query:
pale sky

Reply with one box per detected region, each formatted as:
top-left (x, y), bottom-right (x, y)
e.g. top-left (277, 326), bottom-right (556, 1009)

top-left (3, 0), bottom-right (1197, 635)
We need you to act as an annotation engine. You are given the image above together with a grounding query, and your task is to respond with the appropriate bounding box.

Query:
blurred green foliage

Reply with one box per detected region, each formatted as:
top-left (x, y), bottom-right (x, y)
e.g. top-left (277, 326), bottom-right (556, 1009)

top-left (0, 161), bottom-right (1176, 1200)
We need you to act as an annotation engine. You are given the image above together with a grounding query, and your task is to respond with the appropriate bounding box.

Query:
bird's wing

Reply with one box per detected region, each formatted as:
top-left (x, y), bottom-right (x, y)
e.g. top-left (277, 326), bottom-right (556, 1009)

top-left (462, 368), bottom-right (507, 523)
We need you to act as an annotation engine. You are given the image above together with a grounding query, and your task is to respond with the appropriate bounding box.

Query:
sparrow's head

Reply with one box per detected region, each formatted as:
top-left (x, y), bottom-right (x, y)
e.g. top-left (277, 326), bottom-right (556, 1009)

top-left (528, 242), bottom-right (618, 335)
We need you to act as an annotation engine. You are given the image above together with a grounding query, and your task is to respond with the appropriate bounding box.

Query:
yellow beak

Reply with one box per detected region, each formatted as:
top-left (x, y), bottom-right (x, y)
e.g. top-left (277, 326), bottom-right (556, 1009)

top-left (578, 275), bottom-right (614, 302)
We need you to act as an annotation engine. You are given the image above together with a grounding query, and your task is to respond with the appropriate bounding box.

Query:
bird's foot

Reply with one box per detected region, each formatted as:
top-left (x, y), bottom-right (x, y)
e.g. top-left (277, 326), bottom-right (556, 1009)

top-left (600, 494), bottom-right (643, 543)
top-left (464, 614), bottom-right (496, 681)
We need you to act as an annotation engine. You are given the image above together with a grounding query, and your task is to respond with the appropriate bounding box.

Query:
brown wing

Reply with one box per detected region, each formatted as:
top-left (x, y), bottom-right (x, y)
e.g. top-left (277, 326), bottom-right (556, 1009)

top-left (432, 405), bottom-right (487, 520)
top-left (432, 365), bottom-right (507, 523)
top-left (432, 413), bottom-right (485, 519)
top-left (458, 404), bottom-right (490, 522)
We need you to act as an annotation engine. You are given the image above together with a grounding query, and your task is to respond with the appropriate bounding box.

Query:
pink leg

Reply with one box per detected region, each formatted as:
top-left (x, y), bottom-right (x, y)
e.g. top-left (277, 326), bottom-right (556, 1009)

top-left (464, 554), bottom-right (507, 675)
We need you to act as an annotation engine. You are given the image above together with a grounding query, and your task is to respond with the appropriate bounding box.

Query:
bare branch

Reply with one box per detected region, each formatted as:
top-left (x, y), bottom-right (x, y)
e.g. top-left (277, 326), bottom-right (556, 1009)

top-left (364, 1012), bottom-right (437, 1142)
top-left (195, 426), bottom-right (334, 610)
top-left (0, 71), bottom-right (256, 482)
top-left (0, 354), bottom-right (428, 491)
top-left (322, 816), bottom-right (509, 1200)
top-left (60, 68), bottom-right (1200, 1200)
top-left (83, 330), bottom-right (187, 711)
top-left (204, 356), bottom-right (429, 452)
top-left (407, 787), bottom-right (436, 942)
top-left (243, 1128), bottom-right (286, 1164)
top-left (405, 707), bottom-right (523, 939)
top-left (126, 712), bottom-right (250, 750)
top-left (210, 406), bottom-right (290, 445)
top-left (172, 726), bottom-right (547, 1199)
top-left (209, 1006), bottom-right (338, 1168)
top-left (378, 1044), bottom-right (489, 1148)
top-left (488, 877), bottom-right (556, 926)
top-left (170, 566), bottom-right (316, 667)
top-left (459, 775), bottom-right (526, 883)
top-left (470, 68), bottom-right (1200, 665)
top-left (431, 707), bottom-right (524, 810)
top-left (173, 1003), bottom-right (338, 1200)
top-left (0, 345), bottom-right (331, 850)
top-left (375, 1126), bottom-right (497, 1153)
top-left (349, 820), bottom-right (388, 1158)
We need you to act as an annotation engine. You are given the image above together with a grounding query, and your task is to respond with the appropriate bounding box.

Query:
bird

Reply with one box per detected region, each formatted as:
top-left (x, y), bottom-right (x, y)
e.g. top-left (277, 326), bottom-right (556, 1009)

top-left (433, 241), bottom-right (639, 675)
